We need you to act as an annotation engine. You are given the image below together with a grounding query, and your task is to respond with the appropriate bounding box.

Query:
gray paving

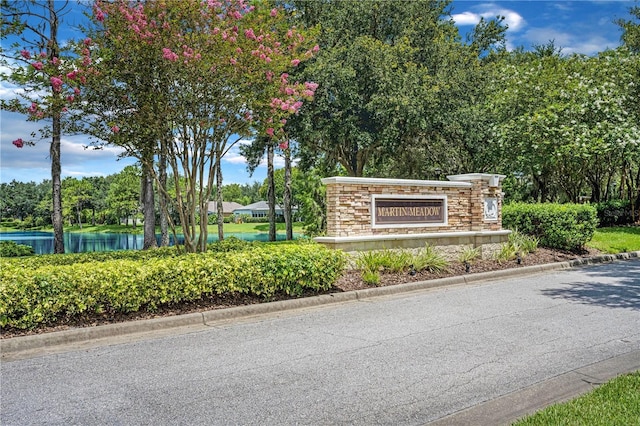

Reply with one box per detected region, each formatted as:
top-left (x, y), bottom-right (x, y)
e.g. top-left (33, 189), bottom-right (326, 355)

top-left (1, 258), bottom-right (639, 425)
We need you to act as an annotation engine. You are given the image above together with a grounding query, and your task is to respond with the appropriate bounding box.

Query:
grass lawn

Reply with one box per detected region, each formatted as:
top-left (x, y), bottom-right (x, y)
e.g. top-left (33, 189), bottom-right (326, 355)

top-left (221, 222), bottom-right (304, 234)
top-left (514, 371), bottom-right (640, 425)
top-left (587, 226), bottom-right (640, 254)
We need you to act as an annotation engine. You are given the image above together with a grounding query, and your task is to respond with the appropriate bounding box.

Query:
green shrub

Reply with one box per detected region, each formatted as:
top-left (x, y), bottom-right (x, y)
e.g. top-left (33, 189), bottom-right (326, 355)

top-left (207, 236), bottom-right (252, 252)
top-left (503, 203), bottom-right (598, 251)
top-left (457, 246), bottom-right (480, 264)
top-left (6, 247), bottom-right (181, 270)
top-left (356, 249), bottom-right (414, 275)
top-left (494, 231), bottom-right (539, 263)
top-left (356, 245), bottom-right (448, 282)
top-left (0, 242), bottom-right (346, 329)
top-left (413, 244), bottom-right (448, 273)
top-left (356, 250), bottom-right (391, 274)
top-left (508, 230), bottom-right (539, 255)
top-left (594, 199), bottom-right (635, 227)
top-left (494, 242), bottom-right (518, 263)
top-left (362, 270), bottom-right (381, 286)
top-left (0, 241), bottom-right (35, 257)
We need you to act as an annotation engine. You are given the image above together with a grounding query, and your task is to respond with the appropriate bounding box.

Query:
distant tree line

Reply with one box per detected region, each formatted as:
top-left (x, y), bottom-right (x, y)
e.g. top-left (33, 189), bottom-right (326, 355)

top-left (0, 165), bottom-right (326, 232)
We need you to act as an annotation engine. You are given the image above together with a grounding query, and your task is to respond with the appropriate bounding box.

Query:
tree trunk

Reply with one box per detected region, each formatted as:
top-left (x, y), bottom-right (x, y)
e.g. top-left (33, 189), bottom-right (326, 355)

top-left (284, 148), bottom-right (293, 240)
top-left (142, 162), bottom-right (157, 249)
top-left (76, 205), bottom-right (82, 229)
top-left (50, 120), bottom-right (64, 253)
top-left (216, 158), bottom-right (225, 242)
top-left (49, 0), bottom-right (64, 254)
top-left (158, 140), bottom-right (169, 246)
top-left (267, 144), bottom-right (276, 242)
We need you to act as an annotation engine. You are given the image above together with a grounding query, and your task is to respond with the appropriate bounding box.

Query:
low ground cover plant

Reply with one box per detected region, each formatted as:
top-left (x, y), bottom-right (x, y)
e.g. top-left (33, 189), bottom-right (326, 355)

top-left (503, 203), bottom-right (598, 251)
top-left (0, 240), bottom-right (346, 330)
top-left (494, 230), bottom-right (539, 263)
top-left (457, 246), bottom-right (481, 264)
top-left (356, 245), bottom-right (448, 285)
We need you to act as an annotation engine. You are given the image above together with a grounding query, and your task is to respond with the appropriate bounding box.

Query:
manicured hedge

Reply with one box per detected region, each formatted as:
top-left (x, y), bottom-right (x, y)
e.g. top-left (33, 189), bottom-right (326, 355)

top-left (595, 199), bottom-right (635, 227)
top-left (503, 203), bottom-right (598, 251)
top-left (0, 241), bottom-right (346, 330)
top-left (0, 241), bottom-right (35, 257)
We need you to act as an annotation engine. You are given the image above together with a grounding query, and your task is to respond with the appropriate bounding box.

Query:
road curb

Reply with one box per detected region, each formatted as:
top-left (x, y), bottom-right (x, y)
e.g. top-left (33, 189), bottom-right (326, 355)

top-left (427, 350), bottom-right (640, 425)
top-left (2, 250), bottom-right (639, 356)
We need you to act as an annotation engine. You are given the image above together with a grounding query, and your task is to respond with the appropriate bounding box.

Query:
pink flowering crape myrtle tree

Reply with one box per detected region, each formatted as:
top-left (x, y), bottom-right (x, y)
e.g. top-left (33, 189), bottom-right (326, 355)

top-left (88, 0), bottom-right (318, 252)
top-left (1, 0), bottom-right (94, 254)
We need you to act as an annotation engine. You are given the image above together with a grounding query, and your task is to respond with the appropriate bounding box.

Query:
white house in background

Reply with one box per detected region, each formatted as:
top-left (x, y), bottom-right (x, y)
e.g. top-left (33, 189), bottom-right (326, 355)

top-left (233, 201), bottom-right (279, 218)
top-left (207, 201), bottom-right (245, 218)
top-left (233, 201), bottom-right (298, 219)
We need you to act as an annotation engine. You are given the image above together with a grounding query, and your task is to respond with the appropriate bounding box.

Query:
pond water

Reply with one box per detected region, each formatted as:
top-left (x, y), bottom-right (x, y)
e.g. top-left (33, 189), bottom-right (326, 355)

top-left (0, 231), bottom-right (292, 254)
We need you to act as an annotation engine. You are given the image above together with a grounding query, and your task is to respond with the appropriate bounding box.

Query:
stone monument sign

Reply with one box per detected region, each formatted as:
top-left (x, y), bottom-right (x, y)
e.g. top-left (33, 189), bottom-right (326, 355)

top-left (315, 173), bottom-right (509, 258)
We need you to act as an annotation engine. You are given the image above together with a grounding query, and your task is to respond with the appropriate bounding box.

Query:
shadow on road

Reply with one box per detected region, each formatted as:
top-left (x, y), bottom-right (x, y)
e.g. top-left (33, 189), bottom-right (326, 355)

top-left (540, 260), bottom-right (640, 310)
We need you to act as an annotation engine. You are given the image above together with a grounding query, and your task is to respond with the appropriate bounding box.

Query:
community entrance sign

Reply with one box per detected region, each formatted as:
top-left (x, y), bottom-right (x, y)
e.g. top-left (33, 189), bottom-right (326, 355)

top-left (372, 196), bottom-right (446, 227)
top-left (315, 174), bottom-right (509, 258)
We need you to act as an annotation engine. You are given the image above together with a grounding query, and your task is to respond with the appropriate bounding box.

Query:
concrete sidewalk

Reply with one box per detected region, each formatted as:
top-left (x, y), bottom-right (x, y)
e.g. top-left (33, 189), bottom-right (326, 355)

top-left (2, 251), bottom-right (639, 425)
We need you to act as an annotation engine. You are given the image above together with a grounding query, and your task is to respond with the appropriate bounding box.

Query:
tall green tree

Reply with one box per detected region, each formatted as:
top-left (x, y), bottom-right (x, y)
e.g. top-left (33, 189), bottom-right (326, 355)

top-left (0, 180), bottom-right (39, 221)
top-left (61, 177), bottom-right (93, 228)
top-left (618, 2), bottom-right (640, 53)
top-left (287, 0), bottom-right (506, 178)
top-left (488, 47), bottom-right (640, 203)
top-left (85, 175), bottom-right (110, 226)
top-left (106, 165), bottom-right (141, 228)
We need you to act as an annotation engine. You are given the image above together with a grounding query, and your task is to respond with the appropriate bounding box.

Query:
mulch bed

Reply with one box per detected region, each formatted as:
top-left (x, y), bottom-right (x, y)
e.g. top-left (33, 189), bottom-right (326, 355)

top-left (1, 247), bottom-right (599, 339)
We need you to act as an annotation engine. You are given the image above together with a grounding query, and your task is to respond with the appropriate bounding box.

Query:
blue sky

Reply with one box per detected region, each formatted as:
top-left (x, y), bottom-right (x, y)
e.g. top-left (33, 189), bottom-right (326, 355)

top-left (0, 0), bottom-right (634, 185)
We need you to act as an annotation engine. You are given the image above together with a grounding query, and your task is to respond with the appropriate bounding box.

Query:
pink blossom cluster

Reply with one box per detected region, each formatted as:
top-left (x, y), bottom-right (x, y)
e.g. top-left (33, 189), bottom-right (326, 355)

top-left (50, 76), bottom-right (64, 92)
top-left (94, 4), bottom-right (105, 22)
top-left (162, 48), bottom-right (179, 62)
top-left (181, 45), bottom-right (202, 63)
top-left (28, 102), bottom-right (44, 119)
top-left (118, 3), bottom-right (155, 39)
top-left (270, 97), bottom-right (304, 114)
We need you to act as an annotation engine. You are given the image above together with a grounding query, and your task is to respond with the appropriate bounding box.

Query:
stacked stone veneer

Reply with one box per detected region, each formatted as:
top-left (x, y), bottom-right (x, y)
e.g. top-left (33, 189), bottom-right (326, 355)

top-left (315, 174), bottom-right (509, 256)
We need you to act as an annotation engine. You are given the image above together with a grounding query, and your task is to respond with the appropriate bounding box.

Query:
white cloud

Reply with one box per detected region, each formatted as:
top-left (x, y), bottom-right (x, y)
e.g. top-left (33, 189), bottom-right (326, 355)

top-left (222, 139), bottom-right (288, 169)
top-left (452, 11), bottom-right (481, 26)
top-left (452, 4), bottom-right (525, 32)
top-left (501, 10), bottom-right (525, 32)
top-left (0, 109), bottom-right (136, 183)
top-left (552, 3), bottom-right (574, 12)
top-left (523, 27), bottom-right (615, 56)
top-left (224, 150), bottom-right (249, 165)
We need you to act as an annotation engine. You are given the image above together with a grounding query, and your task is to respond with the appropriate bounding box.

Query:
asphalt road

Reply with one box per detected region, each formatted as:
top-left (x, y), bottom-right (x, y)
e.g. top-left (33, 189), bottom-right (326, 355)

top-left (2, 259), bottom-right (639, 425)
